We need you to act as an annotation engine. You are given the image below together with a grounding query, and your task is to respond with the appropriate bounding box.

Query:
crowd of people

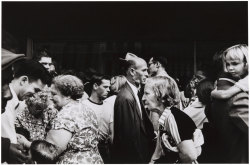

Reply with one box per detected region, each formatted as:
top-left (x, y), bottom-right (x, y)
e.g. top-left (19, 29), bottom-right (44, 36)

top-left (1, 44), bottom-right (248, 164)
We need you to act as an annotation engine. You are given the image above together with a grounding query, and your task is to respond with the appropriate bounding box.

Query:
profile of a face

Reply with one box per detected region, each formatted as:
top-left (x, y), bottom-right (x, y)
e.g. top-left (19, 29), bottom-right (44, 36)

top-left (96, 79), bottom-right (111, 100)
top-left (133, 59), bottom-right (149, 85)
top-left (50, 84), bottom-right (68, 110)
top-left (142, 84), bottom-right (162, 112)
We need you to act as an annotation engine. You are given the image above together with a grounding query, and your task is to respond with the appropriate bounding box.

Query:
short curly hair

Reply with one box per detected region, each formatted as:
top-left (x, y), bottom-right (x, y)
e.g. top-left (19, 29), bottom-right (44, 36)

top-left (145, 76), bottom-right (180, 107)
top-left (52, 75), bottom-right (84, 100)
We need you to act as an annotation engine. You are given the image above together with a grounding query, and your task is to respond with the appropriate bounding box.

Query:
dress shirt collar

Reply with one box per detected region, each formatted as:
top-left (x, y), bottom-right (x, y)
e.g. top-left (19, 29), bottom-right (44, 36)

top-left (127, 80), bottom-right (139, 96)
top-left (8, 83), bottom-right (20, 109)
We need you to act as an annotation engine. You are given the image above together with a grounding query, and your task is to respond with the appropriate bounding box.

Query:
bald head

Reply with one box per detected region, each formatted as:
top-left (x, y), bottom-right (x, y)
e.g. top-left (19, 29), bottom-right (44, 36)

top-left (126, 57), bottom-right (148, 86)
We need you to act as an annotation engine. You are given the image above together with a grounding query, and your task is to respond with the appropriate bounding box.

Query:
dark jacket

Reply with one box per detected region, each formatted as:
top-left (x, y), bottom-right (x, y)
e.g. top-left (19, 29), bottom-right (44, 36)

top-left (210, 78), bottom-right (248, 163)
top-left (111, 82), bottom-right (155, 163)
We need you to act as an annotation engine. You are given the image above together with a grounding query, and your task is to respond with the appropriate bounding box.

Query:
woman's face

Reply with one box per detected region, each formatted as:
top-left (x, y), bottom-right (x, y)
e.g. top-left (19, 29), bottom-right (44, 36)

top-left (50, 84), bottom-right (68, 110)
top-left (25, 91), bottom-right (48, 118)
top-left (142, 84), bottom-right (162, 112)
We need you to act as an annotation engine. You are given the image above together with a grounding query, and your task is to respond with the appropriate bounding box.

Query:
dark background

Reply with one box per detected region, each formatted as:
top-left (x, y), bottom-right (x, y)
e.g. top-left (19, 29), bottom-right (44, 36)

top-left (2, 1), bottom-right (248, 87)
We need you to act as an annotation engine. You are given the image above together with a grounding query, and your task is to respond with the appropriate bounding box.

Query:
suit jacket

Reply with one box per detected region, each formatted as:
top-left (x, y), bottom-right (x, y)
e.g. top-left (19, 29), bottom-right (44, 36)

top-left (111, 82), bottom-right (155, 163)
top-left (210, 78), bottom-right (248, 163)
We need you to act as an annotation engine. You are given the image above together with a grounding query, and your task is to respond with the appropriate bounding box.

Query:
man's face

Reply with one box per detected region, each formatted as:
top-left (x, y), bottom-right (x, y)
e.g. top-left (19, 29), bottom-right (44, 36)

top-left (39, 57), bottom-right (52, 72)
top-left (225, 56), bottom-right (247, 79)
top-left (133, 60), bottom-right (149, 85)
top-left (18, 78), bottom-right (45, 101)
top-left (96, 79), bottom-right (111, 100)
top-left (148, 58), bottom-right (157, 77)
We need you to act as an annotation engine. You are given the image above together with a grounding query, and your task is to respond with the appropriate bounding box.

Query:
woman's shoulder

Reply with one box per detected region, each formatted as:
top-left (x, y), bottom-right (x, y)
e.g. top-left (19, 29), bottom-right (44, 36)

top-left (171, 107), bottom-right (196, 127)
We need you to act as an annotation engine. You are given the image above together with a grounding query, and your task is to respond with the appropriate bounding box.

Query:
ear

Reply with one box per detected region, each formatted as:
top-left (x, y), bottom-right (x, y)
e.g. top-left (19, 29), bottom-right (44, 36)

top-left (19, 76), bottom-right (29, 86)
top-left (155, 62), bottom-right (161, 69)
top-left (129, 68), bottom-right (136, 76)
top-left (93, 83), bottom-right (99, 90)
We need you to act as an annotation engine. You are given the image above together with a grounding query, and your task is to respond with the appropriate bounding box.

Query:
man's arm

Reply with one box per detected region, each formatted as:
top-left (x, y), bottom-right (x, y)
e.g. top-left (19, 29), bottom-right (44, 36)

top-left (229, 93), bottom-right (248, 134)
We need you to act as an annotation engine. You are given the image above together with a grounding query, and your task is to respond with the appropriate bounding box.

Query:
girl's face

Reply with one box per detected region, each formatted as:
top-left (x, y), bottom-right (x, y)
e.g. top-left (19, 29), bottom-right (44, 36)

top-left (225, 56), bottom-right (247, 79)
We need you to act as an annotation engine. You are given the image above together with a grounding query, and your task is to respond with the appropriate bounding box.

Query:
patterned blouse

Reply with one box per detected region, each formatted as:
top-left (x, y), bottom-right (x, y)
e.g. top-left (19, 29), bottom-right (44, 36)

top-left (15, 104), bottom-right (58, 141)
top-left (50, 101), bottom-right (103, 164)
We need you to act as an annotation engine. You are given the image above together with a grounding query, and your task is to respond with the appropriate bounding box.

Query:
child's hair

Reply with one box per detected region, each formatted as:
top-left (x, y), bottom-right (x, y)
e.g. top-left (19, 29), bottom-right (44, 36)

top-left (30, 140), bottom-right (59, 164)
top-left (223, 44), bottom-right (248, 66)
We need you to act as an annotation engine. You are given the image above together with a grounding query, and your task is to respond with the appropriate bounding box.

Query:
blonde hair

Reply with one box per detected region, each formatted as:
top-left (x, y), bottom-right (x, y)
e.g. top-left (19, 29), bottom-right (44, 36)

top-left (110, 75), bottom-right (127, 94)
top-left (146, 76), bottom-right (180, 107)
top-left (223, 44), bottom-right (248, 64)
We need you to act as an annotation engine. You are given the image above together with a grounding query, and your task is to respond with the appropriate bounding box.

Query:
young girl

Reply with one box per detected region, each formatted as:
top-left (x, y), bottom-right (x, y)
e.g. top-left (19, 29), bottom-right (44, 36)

top-left (211, 44), bottom-right (248, 99)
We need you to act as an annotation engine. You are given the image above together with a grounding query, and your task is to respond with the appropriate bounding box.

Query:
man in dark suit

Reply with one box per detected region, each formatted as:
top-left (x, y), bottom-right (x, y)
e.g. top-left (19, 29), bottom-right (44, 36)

top-left (210, 77), bottom-right (248, 163)
top-left (111, 53), bottom-right (155, 163)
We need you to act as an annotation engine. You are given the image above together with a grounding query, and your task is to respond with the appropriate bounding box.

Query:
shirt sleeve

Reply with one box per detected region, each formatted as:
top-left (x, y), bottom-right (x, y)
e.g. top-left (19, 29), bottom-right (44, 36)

top-left (235, 75), bottom-right (248, 93)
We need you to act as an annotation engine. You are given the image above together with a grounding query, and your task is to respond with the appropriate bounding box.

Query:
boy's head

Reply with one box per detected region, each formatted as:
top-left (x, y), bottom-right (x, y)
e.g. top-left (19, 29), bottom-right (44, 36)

top-left (30, 140), bottom-right (59, 164)
top-left (223, 44), bottom-right (248, 79)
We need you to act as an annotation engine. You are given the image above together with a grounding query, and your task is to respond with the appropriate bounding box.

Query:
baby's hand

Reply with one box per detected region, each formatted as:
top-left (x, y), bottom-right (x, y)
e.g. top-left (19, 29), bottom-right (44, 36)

top-left (17, 133), bottom-right (31, 149)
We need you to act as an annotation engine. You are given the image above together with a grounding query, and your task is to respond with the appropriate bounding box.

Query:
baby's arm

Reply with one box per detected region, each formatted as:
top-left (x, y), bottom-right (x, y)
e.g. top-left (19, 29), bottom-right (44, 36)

top-left (211, 85), bottom-right (242, 99)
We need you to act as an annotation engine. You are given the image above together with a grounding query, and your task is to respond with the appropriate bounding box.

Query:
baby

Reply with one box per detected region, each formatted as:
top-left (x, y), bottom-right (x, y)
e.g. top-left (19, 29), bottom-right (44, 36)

top-left (211, 44), bottom-right (248, 99)
top-left (29, 140), bottom-right (59, 164)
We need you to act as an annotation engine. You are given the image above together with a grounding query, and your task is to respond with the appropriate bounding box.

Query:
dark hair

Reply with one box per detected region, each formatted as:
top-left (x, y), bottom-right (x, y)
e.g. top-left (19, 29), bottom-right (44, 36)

top-left (2, 66), bottom-right (13, 86)
top-left (196, 79), bottom-right (214, 105)
top-left (89, 73), bottom-right (110, 87)
top-left (184, 71), bottom-right (207, 98)
top-left (13, 59), bottom-right (52, 85)
top-left (34, 48), bottom-right (51, 62)
top-left (30, 140), bottom-right (59, 164)
top-left (152, 56), bottom-right (168, 69)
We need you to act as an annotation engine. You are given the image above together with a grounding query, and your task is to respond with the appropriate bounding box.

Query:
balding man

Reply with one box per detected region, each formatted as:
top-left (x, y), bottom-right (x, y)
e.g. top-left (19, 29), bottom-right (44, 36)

top-left (111, 53), bottom-right (155, 163)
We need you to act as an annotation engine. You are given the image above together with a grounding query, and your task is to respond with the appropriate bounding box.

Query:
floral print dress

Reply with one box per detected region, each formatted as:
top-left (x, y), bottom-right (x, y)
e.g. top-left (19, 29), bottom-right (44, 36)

top-left (50, 101), bottom-right (103, 164)
top-left (15, 104), bottom-right (58, 141)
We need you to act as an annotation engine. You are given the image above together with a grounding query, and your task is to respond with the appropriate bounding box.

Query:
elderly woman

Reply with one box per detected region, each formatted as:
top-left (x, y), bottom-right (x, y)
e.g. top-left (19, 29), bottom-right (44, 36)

top-left (15, 90), bottom-right (58, 141)
top-left (18, 75), bottom-right (103, 164)
top-left (142, 76), bottom-right (203, 163)
top-left (46, 75), bottom-right (103, 164)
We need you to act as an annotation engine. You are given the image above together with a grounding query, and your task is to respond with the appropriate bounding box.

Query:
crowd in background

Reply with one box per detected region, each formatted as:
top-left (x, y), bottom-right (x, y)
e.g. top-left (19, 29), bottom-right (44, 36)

top-left (1, 44), bottom-right (248, 164)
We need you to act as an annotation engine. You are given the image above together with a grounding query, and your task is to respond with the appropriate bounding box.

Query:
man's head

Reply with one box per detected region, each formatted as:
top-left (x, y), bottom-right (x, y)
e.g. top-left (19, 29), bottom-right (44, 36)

top-left (35, 50), bottom-right (53, 72)
top-left (90, 74), bottom-right (111, 101)
top-left (148, 56), bottom-right (168, 77)
top-left (12, 59), bottom-right (51, 101)
top-left (2, 49), bottom-right (25, 112)
top-left (126, 57), bottom-right (149, 86)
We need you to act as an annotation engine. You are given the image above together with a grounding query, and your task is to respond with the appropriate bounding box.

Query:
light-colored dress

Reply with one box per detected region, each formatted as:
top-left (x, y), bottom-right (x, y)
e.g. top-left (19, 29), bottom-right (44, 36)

top-left (50, 101), bottom-right (103, 164)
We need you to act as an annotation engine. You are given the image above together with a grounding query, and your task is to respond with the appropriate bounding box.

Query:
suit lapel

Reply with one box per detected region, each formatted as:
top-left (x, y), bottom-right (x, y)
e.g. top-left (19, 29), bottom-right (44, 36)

top-left (125, 82), bottom-right (148, 134)
top-left (125, 83), bottom-right (142, 121)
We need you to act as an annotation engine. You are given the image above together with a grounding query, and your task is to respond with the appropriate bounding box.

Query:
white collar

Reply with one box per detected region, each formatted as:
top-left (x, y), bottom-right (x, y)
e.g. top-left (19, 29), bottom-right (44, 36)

top-left (127, 80), bottom-right (139, 96)
top-left (9, 83), bottom-right (19, 106)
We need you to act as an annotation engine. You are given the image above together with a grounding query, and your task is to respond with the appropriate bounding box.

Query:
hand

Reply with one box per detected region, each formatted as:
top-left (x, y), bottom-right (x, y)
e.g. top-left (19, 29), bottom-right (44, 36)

top-left (7, 143), bottom-right (30, 164)
top-left (17, 133), bottom-right (31, 148)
